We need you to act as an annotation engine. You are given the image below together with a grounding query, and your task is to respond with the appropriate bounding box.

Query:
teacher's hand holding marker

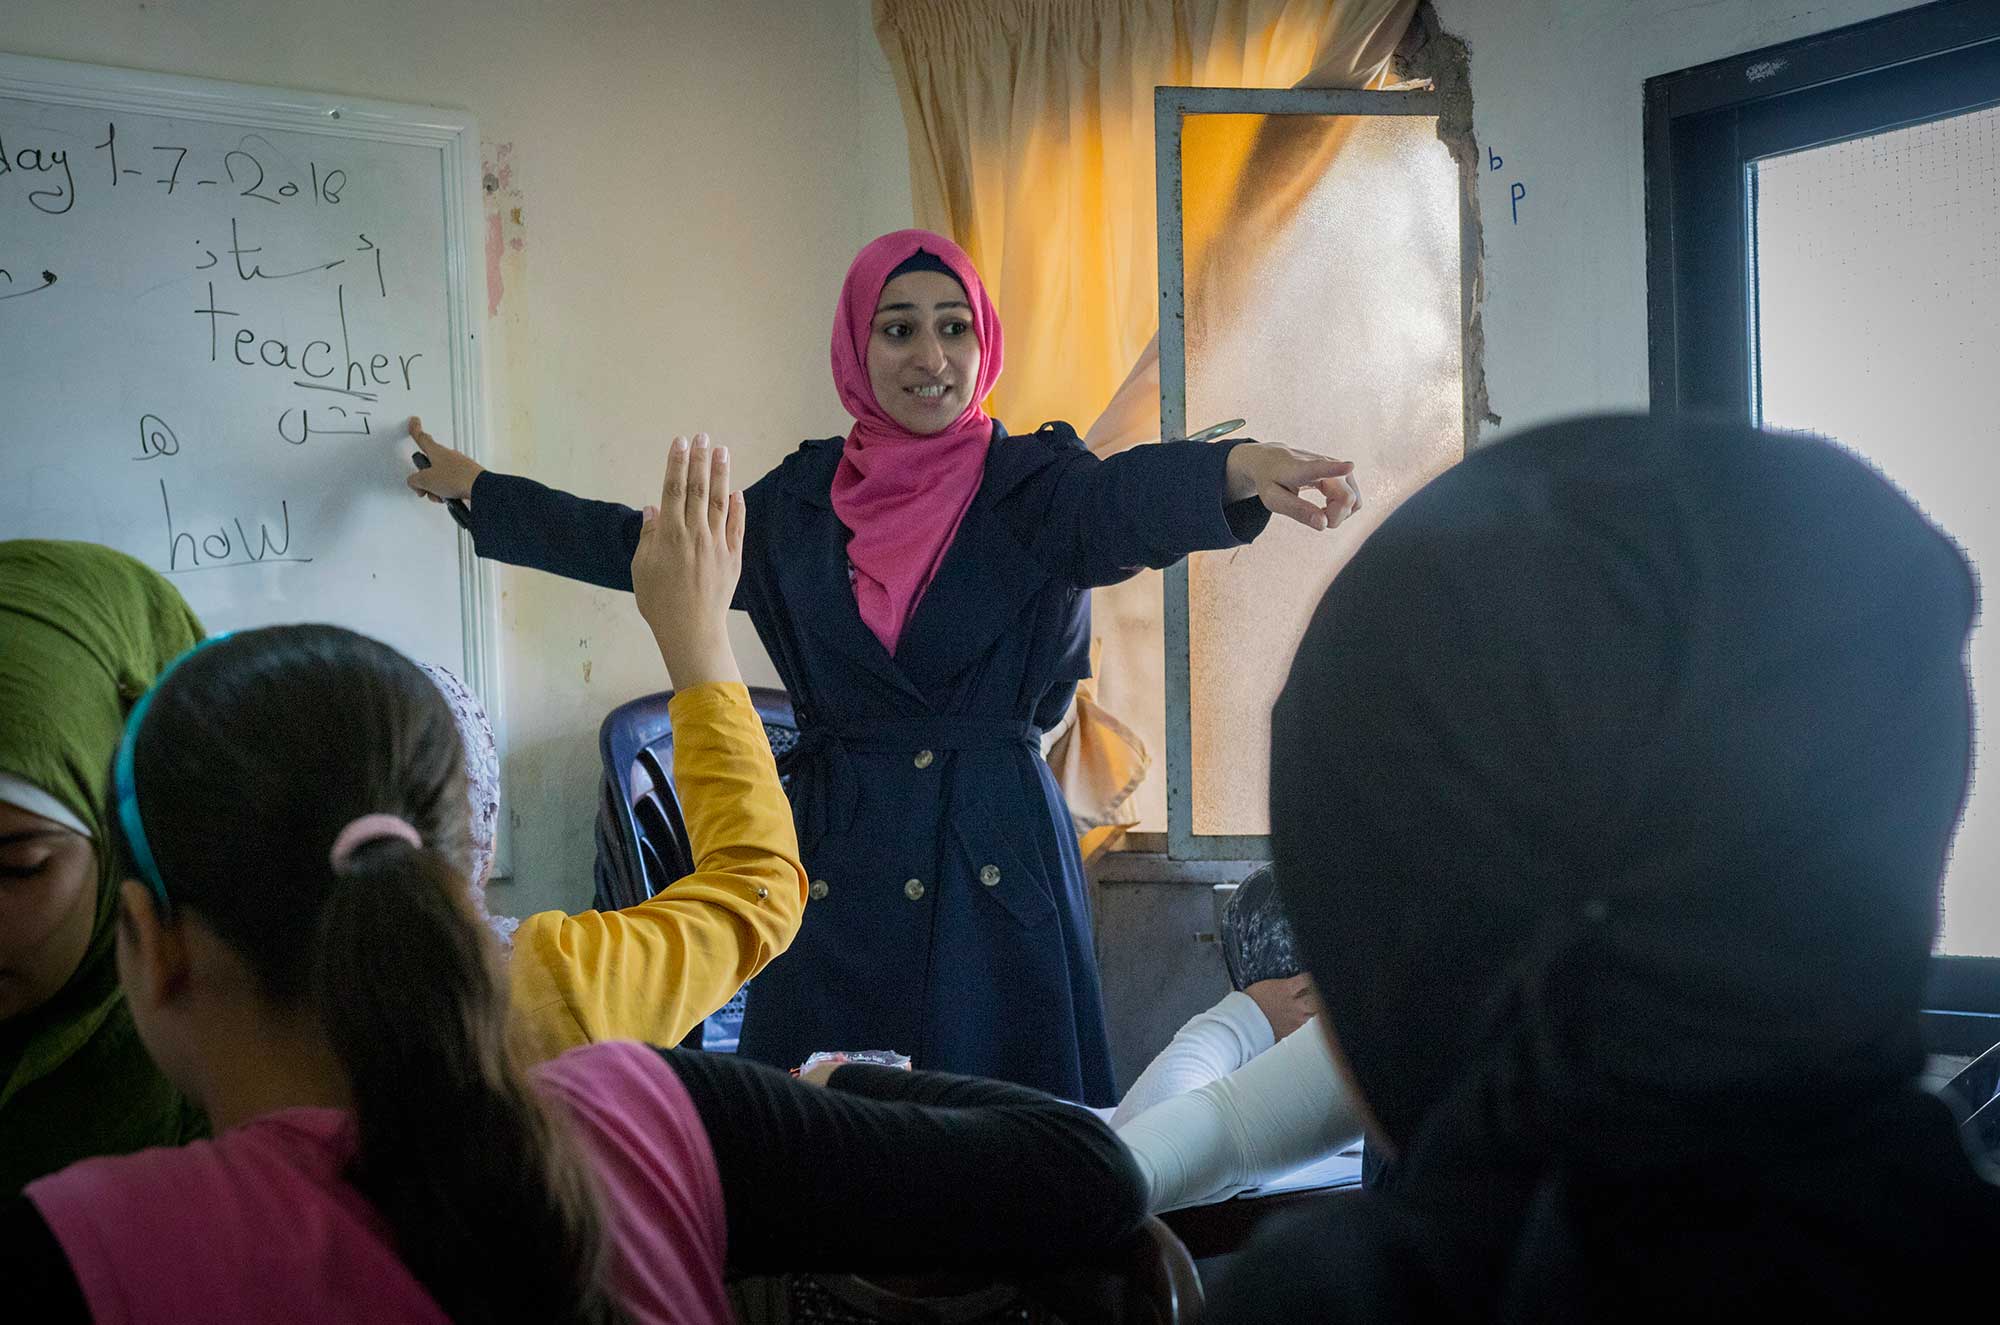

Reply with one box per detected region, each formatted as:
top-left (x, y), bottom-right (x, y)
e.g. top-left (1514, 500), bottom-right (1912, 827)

top-left (405, 417), bottom-right (481, 527)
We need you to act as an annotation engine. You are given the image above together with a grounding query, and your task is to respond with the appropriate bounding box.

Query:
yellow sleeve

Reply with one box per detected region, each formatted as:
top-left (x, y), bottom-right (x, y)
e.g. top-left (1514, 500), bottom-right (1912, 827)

top-left (506, 681), bottom-right (808, 1065)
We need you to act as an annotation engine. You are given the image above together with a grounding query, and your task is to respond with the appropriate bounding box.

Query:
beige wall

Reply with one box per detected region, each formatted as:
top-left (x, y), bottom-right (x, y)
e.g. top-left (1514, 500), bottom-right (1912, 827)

top-left (6, 0), bottom-right (913, 916)
top-left (1432, 0), bottom-right (1930, 435)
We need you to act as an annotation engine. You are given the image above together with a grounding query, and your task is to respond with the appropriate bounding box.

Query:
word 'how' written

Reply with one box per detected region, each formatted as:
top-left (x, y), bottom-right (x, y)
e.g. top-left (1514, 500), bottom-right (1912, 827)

top-left (158, 478), bottom-right (310, 574)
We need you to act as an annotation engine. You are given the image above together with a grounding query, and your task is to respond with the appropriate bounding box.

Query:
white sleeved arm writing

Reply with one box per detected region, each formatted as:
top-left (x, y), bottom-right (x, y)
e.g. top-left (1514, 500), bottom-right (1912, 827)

top-left (1115, 1015), bottom-right (1362, 1213)
top-left (1110, 990), bottom-right (1275, 1128)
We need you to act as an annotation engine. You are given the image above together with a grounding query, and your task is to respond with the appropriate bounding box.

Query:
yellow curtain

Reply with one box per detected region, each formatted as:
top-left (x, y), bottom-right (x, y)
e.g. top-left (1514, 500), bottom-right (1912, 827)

top-left (874, 0), bottom-right (1418, 838)
top-left (1042, 639), bottom-right (1150, 864)
top-left (873, 0), bottom-right (1416, 433)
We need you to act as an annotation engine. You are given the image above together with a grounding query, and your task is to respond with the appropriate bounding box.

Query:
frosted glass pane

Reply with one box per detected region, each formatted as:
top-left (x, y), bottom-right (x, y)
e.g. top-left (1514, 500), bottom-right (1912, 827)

top-left (1753, 103), bottom-right (2000, 957)
top-left (1183, 113), bottom-right (1463, 838)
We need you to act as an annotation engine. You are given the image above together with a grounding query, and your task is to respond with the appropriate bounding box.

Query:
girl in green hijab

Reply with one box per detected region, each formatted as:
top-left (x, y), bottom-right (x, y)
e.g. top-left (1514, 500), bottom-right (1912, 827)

top-left (0, 540), bottom-right (208, 1191)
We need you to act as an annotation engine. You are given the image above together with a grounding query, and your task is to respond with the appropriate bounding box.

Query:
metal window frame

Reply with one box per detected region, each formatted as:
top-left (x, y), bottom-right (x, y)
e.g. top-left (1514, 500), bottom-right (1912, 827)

top-left (1642, 1), bottom-right (2000, 1038)
top-left (1643, 0), bottom-right (2000, 416)
top-left (1156, 84), bottom-right (1472, 861)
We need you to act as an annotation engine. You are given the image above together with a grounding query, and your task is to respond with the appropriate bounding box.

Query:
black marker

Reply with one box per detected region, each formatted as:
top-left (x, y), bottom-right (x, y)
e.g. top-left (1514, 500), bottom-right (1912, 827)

top-left (410, 451), bottom-right (472, 529)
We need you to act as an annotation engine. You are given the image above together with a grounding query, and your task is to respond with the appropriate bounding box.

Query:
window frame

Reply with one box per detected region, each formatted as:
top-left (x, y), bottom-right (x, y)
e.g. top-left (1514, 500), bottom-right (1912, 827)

top-left (1645, 0), bottom-right (2000, 417)
top-left (1643, 0), bottom-right (2000, 1046)
top-left (1154, 83), bottom-right (1474, 862)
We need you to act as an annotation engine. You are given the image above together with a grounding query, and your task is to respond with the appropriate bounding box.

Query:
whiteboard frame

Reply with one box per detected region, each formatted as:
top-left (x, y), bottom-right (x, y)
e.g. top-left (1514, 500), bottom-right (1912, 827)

top-left (0, 52), bottom-right (508, 875)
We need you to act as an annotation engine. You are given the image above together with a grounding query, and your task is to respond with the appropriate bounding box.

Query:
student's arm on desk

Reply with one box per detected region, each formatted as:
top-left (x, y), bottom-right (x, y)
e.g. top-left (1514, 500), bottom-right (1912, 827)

top-left (1111, 990), bottom-right (1275, 1127)
top-left (508, 684), bottom-right (806, 1063)
top-left (1116, 1015), bottom-right (1362, 1213)
top-left (664, 1052), bottom-right (1146, 1274)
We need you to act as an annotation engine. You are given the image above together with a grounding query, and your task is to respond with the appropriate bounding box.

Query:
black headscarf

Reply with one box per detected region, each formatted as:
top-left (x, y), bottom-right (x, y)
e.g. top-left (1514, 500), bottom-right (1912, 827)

top-left (885, 249), bottom-right (962, 285)
top-left (1221, 414), bottom-right (1999, 1322)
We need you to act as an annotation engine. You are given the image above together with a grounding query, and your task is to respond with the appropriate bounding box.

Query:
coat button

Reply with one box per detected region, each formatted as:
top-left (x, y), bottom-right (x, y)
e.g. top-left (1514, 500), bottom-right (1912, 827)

top-left (810, 879), bottom-right (829, 901)
top-left (979, 864), bottom-right (1001, 887)
top-left (913, 749), bottom-right (934, 769)
top-left (755, 886), bottom-right (769, 900)
top-left (904, 878), bottom-right (926, 901)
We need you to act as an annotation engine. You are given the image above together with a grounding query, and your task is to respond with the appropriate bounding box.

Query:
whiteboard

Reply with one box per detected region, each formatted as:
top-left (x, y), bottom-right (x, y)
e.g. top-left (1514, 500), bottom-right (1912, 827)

top-left (0, 54), bottom-right (501, 856)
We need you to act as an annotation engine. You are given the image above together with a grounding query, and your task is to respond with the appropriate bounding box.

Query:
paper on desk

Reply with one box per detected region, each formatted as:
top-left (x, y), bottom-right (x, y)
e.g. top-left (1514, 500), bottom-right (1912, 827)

top-left (1235, 1144), bottom-right (1365, 1198)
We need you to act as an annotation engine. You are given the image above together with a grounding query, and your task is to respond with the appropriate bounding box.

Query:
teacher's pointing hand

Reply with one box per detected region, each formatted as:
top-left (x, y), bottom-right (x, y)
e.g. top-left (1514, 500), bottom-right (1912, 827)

top-left (404, 416), bottom-right (484, 505)
top-left (1223, 442), bottom-right (1363, 532)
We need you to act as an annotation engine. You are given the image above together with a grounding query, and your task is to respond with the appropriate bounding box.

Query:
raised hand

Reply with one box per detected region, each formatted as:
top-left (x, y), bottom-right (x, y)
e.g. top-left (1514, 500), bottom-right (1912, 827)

top-left (631, 433), bottom-right (745, 690)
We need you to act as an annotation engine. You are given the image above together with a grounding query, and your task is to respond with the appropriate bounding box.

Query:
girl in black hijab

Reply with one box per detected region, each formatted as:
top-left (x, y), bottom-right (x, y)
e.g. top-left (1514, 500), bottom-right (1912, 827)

top-left (1215, 413), bottom-right (2000, 1322)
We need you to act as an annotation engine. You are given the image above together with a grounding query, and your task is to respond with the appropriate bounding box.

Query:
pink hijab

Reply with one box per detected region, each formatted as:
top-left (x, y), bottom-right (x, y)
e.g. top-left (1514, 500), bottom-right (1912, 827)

top-left (829, 230), bottom-right (1005, 655)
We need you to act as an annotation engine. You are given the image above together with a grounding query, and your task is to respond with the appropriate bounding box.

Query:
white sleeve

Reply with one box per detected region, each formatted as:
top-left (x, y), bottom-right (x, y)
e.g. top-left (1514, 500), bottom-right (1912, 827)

top-left (1110, 990), bottom-right (1275, 1128)
top-left (1114, 1015), bottom-right (1363, 1213)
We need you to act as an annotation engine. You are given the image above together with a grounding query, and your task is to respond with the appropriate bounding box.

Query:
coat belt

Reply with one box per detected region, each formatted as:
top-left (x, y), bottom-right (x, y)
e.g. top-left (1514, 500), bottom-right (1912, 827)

top-left (779, 718), bottom-right (1042, 858)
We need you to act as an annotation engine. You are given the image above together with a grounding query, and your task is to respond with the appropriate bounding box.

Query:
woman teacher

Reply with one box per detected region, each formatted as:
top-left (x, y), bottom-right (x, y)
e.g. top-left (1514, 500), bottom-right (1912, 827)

top-left (404, 229), bottom-right (1360, 1104)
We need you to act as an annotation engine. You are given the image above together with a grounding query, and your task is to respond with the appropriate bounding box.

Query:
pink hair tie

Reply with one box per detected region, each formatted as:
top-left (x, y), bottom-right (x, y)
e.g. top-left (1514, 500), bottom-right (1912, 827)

top-left (329, 813), bottom-right (424, 869)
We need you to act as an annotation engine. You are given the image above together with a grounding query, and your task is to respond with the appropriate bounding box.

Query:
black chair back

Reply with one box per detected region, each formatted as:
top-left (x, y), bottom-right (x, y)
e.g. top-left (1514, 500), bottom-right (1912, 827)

top-left (593, 685), bottom-right (798, 912)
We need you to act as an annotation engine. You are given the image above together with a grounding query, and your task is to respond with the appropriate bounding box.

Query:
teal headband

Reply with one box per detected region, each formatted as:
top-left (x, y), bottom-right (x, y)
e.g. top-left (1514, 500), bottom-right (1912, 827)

top-left (113, 632), bottom-right (230, 914)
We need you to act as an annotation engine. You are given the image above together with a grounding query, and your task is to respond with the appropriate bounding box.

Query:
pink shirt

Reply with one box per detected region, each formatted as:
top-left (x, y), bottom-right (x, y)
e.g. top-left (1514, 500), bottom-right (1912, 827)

top-left (27, 1040), bottom-right (730, 1325)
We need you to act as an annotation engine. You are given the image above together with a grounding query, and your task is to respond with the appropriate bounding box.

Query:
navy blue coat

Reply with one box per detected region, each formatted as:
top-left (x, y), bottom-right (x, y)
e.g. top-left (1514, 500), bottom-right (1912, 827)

top-left (471, 421), bottom-right (1268, 1103)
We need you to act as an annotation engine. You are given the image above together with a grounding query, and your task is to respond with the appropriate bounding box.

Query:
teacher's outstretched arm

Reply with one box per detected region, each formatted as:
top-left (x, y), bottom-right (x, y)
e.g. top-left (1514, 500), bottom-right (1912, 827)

top-left (999, 423), bottom-right (1365, 591)
top-left (403, 416), bottom-right (646, 592)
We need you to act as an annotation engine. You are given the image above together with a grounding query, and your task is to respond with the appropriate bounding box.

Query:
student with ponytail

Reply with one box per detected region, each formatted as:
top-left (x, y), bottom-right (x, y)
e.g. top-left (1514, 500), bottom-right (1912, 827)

top-left (1, 437), bottom-right (1146, 1324)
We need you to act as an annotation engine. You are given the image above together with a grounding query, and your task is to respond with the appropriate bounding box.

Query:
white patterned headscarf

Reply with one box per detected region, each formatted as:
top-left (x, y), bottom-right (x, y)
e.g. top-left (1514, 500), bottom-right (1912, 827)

top-left (416, 662), bottom-right (517, 945)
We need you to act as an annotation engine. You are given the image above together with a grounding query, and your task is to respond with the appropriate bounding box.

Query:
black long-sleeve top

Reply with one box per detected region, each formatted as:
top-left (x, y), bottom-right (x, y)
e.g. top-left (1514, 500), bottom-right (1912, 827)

top-left (2, 1050), bottom-right (1146, 1320)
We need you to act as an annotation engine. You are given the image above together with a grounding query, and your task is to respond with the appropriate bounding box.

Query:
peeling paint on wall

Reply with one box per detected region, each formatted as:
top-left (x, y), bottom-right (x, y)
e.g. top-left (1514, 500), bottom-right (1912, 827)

top-left (1396, 4), bottom-right (1498, 440)
top-left (479, 142), bottom-right (525, 316)
top-left (484, 209), bottom-right (505, 316)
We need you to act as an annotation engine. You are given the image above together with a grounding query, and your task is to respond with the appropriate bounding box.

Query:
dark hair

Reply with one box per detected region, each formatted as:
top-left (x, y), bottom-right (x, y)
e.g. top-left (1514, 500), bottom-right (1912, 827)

top-left (1220, 864), bottom-right (1303, 991)
top-left (116, 624), bottom-right (620, 1325)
